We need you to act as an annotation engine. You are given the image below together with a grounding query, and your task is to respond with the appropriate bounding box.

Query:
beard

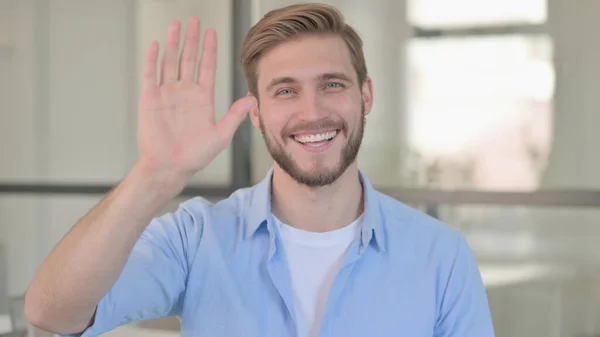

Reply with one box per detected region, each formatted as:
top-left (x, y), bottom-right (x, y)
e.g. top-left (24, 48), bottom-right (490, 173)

top-left (259, 101), bottom-right (366, 187)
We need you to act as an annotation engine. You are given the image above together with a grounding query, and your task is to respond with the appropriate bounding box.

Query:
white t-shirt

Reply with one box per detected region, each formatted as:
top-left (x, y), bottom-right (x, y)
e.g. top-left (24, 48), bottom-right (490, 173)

top-left (274, 214), bottom-right (363, 337)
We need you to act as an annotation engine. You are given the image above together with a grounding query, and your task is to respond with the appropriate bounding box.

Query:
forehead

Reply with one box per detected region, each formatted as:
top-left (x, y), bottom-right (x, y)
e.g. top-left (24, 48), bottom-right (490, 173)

top-left (256, 34), bottom-right (356, 87)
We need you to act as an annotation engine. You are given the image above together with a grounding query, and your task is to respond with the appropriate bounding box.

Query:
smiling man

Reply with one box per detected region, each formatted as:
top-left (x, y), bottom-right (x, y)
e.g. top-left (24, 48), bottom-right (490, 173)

top-left (254, 38), bottom-right (366, 189)
top-left (24, 3), bottom-right (495, 337)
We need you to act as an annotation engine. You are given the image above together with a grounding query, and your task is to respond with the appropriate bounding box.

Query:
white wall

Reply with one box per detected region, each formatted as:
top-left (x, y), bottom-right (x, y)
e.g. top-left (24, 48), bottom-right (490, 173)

top-left (543, 0), bottom-right (600, 190)
top-left (44, 1), bottom-right (135, 184)
top-left (528, 0), bottom-right (600, 265)
top-left (0, 0), bottom-right (48, 300)
top-left (0, 0), bottom-right (38, 183)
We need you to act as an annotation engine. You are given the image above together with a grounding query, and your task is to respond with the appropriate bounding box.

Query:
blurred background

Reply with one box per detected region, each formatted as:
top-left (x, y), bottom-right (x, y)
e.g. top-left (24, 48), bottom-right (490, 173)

top-left (1, 0), bottom-right (599, 336)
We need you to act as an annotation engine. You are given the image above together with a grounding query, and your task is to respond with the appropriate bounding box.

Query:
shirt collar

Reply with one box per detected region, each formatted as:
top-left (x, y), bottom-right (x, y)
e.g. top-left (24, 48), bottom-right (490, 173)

top-left (245, 167), bottom-right (386, 252)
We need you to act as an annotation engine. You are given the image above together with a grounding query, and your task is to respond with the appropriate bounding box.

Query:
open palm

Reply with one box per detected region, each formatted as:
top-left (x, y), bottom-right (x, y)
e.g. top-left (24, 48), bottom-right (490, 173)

top-left (137, 18), bottom-right (256, 180)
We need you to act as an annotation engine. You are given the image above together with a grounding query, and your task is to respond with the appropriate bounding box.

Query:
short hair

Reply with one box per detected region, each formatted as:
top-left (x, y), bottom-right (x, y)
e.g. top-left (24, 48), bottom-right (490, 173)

top-left (240, 3), bottom-right (368, 97)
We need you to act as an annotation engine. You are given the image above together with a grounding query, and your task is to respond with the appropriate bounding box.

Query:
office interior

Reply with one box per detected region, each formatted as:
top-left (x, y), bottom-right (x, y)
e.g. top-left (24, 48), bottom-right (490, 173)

top-left (1, 0), bottom-right (600, 336)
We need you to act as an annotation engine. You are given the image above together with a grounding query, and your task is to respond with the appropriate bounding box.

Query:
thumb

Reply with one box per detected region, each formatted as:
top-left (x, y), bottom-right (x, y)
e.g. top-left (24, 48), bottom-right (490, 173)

top-left (216, 95), bottom-right (257, 141)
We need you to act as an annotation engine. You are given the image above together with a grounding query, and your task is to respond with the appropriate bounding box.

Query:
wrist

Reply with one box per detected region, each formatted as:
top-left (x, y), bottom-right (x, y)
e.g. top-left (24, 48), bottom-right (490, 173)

top-left (127, 160), bottom-right (189, 201)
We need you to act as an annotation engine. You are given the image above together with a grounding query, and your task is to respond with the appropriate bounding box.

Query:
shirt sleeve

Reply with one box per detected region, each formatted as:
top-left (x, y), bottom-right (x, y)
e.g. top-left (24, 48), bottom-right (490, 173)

top-left (58, 203), bottom-right (202, 337)
top-left (434, 235), bottom-right (495, 337)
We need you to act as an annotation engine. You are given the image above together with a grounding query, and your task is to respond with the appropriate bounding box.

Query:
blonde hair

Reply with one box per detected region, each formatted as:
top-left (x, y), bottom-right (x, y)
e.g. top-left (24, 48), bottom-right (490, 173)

top-left (240, 3), bottom-right (367, 97)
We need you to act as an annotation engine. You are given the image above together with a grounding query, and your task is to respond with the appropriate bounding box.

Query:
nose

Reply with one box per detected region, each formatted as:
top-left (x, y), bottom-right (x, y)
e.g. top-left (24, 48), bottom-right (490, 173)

top-left (297, 90), bottom-right (326, 121)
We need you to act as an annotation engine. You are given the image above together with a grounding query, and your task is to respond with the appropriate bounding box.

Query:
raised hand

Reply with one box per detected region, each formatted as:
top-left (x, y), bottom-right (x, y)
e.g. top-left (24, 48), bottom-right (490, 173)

top-left (136, 17), bottom-right (256, 182)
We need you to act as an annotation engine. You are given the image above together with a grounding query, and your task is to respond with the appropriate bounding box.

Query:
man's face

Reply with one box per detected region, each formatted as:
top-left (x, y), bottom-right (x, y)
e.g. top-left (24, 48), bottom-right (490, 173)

top-left (250, 34), bottom-right (373, 187)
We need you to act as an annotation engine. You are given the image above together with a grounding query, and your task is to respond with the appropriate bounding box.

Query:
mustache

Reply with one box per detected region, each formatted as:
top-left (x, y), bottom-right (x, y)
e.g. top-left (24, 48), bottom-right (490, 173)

top-left (283, 119), bottom-right (347, 136)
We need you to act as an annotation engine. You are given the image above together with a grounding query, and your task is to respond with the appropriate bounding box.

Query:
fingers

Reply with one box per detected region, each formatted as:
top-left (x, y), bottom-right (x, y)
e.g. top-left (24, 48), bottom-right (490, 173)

top-left (142, 41), bottom-right (159, 91)
top-left (179, 17), bottom-right (201, 83)
top-left (160, 20), bottom-right (182, 85)
top-left (216, 96), bottom-right (258, 142)
top-left (154, 18), bottom-right (216, 87)
top-left (197, 28), bottom-right (217, 95)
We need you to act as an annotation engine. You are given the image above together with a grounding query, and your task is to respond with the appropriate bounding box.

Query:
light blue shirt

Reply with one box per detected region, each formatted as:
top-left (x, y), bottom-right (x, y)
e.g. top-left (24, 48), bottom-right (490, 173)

top-left (66, 168), bottom-right (495, 337)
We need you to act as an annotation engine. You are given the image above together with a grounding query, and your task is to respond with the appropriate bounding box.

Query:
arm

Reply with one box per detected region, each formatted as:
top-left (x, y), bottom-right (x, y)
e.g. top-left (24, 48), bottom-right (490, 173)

top-left (434, 235), bottom-right (495, 337)
top-left (24, 16), bottom-right (255, 336)
top-left (24, 161), bottom-right (188, 334)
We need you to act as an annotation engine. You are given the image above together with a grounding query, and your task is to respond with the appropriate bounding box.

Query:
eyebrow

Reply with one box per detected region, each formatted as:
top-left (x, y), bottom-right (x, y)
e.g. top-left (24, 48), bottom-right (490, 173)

top-left (265, 72), bottom-right (353, 92)
top-left (320, 72), bottom-right (352, 82)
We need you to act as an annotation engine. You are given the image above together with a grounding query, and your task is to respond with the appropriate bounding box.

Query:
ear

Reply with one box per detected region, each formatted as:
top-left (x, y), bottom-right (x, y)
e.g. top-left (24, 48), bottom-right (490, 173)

top-left (249, 95), bottom-right (261, 129)
top-left (361, 76), bottom-right (374, 116)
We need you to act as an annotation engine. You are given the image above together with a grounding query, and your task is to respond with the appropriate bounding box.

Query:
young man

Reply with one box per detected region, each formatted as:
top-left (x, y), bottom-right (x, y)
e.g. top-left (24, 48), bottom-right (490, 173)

top-left (24, 3), bottom-right (494, 337)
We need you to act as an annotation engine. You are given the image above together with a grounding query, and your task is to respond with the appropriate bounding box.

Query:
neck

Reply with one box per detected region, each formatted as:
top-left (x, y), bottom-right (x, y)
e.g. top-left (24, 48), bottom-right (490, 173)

top-left (271, 162), bottom-right (364, 233)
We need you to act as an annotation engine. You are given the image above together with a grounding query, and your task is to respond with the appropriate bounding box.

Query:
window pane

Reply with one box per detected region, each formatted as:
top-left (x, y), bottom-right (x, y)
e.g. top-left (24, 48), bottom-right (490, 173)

top-left (408, 0), bottom-right (547, 28)
top-left (406, 35), bottom-right (554, 191)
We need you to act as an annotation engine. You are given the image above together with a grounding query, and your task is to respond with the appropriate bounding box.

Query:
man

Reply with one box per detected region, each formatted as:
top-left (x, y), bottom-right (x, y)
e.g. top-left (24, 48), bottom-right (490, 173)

top-left (24, 3), bottom-right (494, 337)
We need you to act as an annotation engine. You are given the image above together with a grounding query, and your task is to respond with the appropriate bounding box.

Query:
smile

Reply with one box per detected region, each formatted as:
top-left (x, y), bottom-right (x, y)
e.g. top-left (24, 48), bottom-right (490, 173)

top-left (290, 129), bottom-right (339, 152)
top-left (293, 129), bottom-right (337, 143)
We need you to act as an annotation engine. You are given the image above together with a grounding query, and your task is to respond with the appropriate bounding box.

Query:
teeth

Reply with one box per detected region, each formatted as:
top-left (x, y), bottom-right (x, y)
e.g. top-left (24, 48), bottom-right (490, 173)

top-left (293, 130), bottom-right (337, 143)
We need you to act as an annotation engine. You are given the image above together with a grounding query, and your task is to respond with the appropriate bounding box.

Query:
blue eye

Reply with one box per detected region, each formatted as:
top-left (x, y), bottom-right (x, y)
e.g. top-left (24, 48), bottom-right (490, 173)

top-left (326, 82), bottom-right (343, 89)
top-left (277, 89), bottom-right (293, 95)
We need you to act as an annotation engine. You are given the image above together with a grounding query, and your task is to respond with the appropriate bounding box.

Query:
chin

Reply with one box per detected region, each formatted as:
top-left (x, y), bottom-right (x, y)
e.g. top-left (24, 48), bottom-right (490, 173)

top-left (269, 136), bottom-right (359, 187)
top-left (284, 161), bottom-right (348, 187)
top-left (295, 158), bottom-right (341, 174)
